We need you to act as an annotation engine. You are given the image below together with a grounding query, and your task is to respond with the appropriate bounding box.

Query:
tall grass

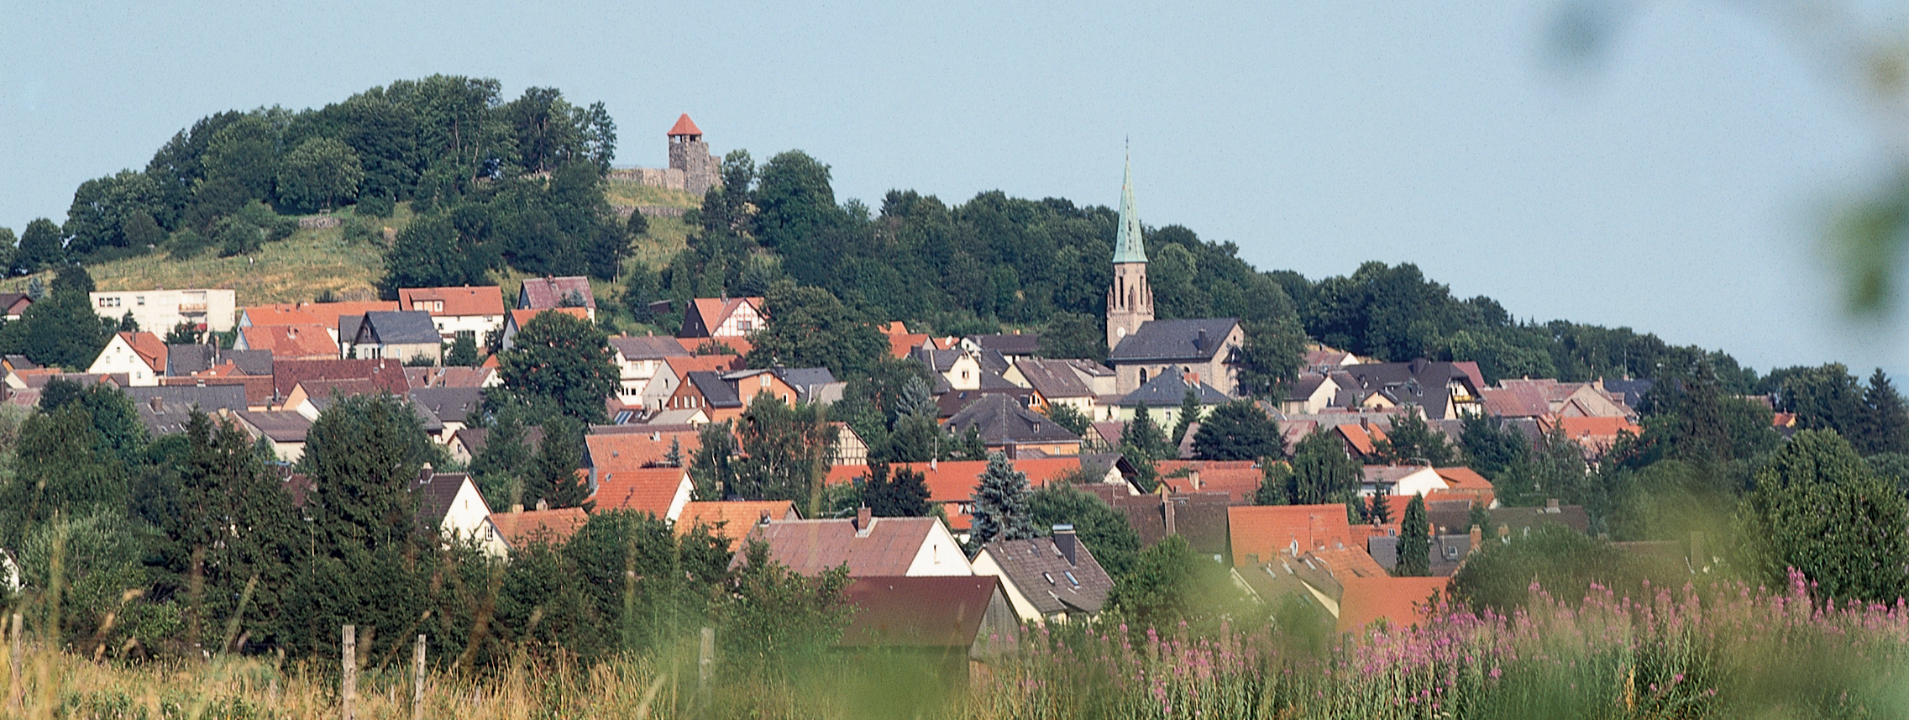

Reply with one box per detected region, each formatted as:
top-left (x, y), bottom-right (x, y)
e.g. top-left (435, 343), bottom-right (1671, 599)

top-left (3, 570), bottom-right (1904, 719)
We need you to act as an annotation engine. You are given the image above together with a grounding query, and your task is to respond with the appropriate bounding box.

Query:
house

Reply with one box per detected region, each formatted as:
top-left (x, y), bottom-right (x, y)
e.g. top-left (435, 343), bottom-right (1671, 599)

top-left (823, 456), bottom-right (1091, 535)
top-left (1367, 532), bottom-right (1478, 577)
top-left (1480, 378), bottom-right (1635, 420)
top-left (1334, 577), bottom-right (1452, 634)
top-left (1360, 465), bottom-right (1450, 497)
top-left (970, 526), bottom-right (1115, 623)
top-left (591, 468), bottom-right (694, 521)
top-left (122, 385), bottom-right (249, 436)
top-left (270, 359), bottom-right (410, 409)
top-left (1431, 467), bottom-right (1498, 506)
top-left (398, 286), bottom-right (506, 342)
top-left (448, 425), bottom-right (545, 467)
top-left (965, 333), bottom-right (1040, 364)
top-left (773, 367), bottom-right (844, 405)
top-left (165, 344), bottom-right (273, 377)
top-left (347, 311), bottom-right (442, 363)
top-left (1108, 318), bottom-right (1245, 397)
top-left (830, 422), bottom-right (870, 466)
top-left (639, 355), bottom-right (741, 411)
top-left (836, 576), bottom-right (1019, 681)
top-left (1227, 504), bottom-right (1354, 566)
top-left (235, 325), bottom-right (339, 360)
top-left (90, 288), bottom-right (237, 333)
top-left (501, 307), bottom-right (593, 350)
top-left (679, 335), bottom-right (753, 356)
top-left (0, 293), bottom-right (32, 321)
top-left (1100, 368), bottom-right (1232, 428)
top-left (608, 335), bottom-right (690, 401)
top-left (585, 429), bottom-right (701, 477)
top-left (675, 500), bottom-right (799, 551)
top-left (227, 409), bottom-right (313, 463)
top-left (666, 371), bottom-right (744, 421)
top-left (677, 296), bottom-right (765, 338)
top-left (942, 394), bottom-right (1081, 457)
top-left (238, 300), bottom-right (399, 343)
top-left (1157, 460), bottom-right (1264, 503)
top-left (414, 470), bottom-right (508, 557)
top-left (1280, 373), bottom-right (1344, 414)
top-left (933, 387), bottom-right (1035, 419)
top-left (489, 506), bottom-right (590, 549)
top-left (517, 276), bottom-right (596, 320)
top-left (1542, 415), bottom-right (1642, 464)
top-left (1301, 344), bottom-right (1361, 373)
top-left (1335, 360), bottom-right (1486, 420)
top-left (1004, 358), bottom-right (1098, 416)
top-left (720, 368), bottom-right (800, 407)
top-left (735, 512), bottom-right (972, 577)
top-left (87, 331), bottom-right (167, 386)
top-left (911, 347), bottom-right (986, 392)
top-left (1085, 486), bottom-right (1232, 562)
top-left (410, 386), bottom-right (484, 444)
top-left (1232, 553), bottom-right (1344, 619)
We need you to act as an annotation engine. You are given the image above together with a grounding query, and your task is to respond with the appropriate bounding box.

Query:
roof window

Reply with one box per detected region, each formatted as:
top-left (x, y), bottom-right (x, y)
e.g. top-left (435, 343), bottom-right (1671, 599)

top-left (1043, 572), bottom-right (1055, 585)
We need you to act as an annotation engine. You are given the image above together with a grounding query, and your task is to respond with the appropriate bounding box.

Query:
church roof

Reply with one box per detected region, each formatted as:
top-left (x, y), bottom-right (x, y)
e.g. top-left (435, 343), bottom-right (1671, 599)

top-left (668, 113), bottom-right (703, 137)
top-left (1113, 155), bottom-right (1148, 264)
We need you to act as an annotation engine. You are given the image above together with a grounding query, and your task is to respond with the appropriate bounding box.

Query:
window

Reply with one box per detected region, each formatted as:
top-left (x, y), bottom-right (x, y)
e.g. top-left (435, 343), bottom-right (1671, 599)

top-left (1065, 571), bottom-right (1079, 587)
top-left (135, 296), bottom-right (145, 306)
top-left (1139, 369), bottom-right (1148, 384)
top-left (1042, 572), bottom-right (1055, 586)
top-left (1445, 546), bottom-right (1459, 559)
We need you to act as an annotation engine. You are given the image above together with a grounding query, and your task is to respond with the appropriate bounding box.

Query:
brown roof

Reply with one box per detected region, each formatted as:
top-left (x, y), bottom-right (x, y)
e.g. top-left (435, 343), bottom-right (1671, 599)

top-left (509, 307), bottom-right (591, 329)
top-left (272, 359), bottom-right (409, 403)
top-left (1093, 489), bottom-right (1232, 557)
top-left (518, 277), bottom-right (596, 311)
top-left (591, 469), bottom-right (688, 518)
top-left (241, 324), bottom-right (338, 359)
top-left (1307, 544), bottom-right (1389, 580)
top-left (676, 501), bottom-right (798, 550)
top-left (840, 576), bottom-right (1001, 648)
top-left (979, 533), bottom-right (1114, 615)
top-left (1158, 461), bottom-right (1264, 504)
top-left (667, 113), bottom-right (703, 137)
top-left (398, 286), bottom-right (505, 317)
top-left (119, 332), bottom-right (168, 372)
top-left (738, 517), bottom-right (948, 577)
top-left (438, 366), bottom-right (497, 388)
top-left (415, 471), bottom-right (478, 526)
top-left (1012, 359), bottom-right (1095, 400)
top-left (1336, 576), bottom-right (1451, 634)
top-left (685, 297), bottom-right (763, 338)
top-left (491, 507), bottom-right (590, 548)
top-left (1477, 386), bottom-right (1552, 418)
top-left (587, 430), bottom-right (702, 473)
top-left (158, 375), bottom-right (275, 406)
top-left (1228, 504), bottom-right (1354, 566)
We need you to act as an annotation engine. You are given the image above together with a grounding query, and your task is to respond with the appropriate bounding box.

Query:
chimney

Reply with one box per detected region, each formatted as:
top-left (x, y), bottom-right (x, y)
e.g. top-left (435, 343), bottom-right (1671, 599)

top-left (510, 503), bottom-right (524, 514)
top-left (1195, 329), bottom-right (1209, 351)
top-left (1497, 525), bottom-right (1510, 542)
top-left (149, 396), bottom-right (163, 412)
top-left (1545, 498), bottom-right (1560, 514)
top-left (855, 506), bottom-right (872, 532)
top-left (1469, 525), bottom-right (1482, 552)
top-left (536, 498), bottom-right (549, 511)
top-left (1052, 524), bottom-right (1077, 565)
top-left (759, 509), bottom-right (773, 526)
top-left (1161, 487), bottom-right (1177, 538)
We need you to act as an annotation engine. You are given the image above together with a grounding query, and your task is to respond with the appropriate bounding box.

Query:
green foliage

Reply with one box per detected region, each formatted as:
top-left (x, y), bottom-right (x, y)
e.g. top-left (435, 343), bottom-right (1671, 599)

top-left (1448, 523), bottom-right (1679, 612)
top-left (170, 411), bottom-right (304, 651)
top-left (1191, 399), bottom-right (1284, 461)
top-left (16, 218), bottom-right (65, 275)
top-left (1122, 403), bottom-right (1174, 461)
top-left (522, 416), bottom-right (591, 510)
top-left (856, 459), bottom-right (931, 518)
top-left (1735, 429), bottom-right (1907, 604)
top-left (0, 405), bottom-right (127, 549)
top-left (1394, 494), bottom-right (1430, 576)
top-left (688, 420), bottom-right (738, 501)
top-left (1493, 426), bottom-right (1594, 507)
top-left (743, 279), bottom-right (887, 378)
top-left (1458, 411), bottom-right (1527, 478)
top-left (1104, 535), bottom-right (1251, 632)
top-left (1028, 482), bottom-right (1141, 576)
top-left (275, 137), bottom-right (364, 212)
top-left (970, 452), bottom-right (1038, 546)
top-left (721, 539), bottom-right (854, 678)
top-left (1046, 402), bottom-right (1092, 439)
top-left (1237, 317), bottom-right (1308, 400)
top-left (378, 211), bottom-right (497, 298)
top-left (163, 321), bottom-right (201, 345)
top-left (1286, 429), bottom-right (1362, 506)
top-left (16, 509), bottom-right (147, 649)
top-left (498, 309), bottom-right (619, 424)
top-left (733, 395), bottom-right (836, 514)
top-left (1761, 363), bottom-right (1908, 456)
top-left (1038, 311), bottom-right (1106, 361)
top-left (444, 333), bottom-right (480, 366)
top-left (1376, 406), bottom-right (1459, 465)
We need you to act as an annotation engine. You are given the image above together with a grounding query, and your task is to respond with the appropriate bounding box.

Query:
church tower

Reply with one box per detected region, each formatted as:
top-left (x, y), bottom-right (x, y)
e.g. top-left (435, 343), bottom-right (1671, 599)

top-left (1106, 154), bottom-right (1154, 349)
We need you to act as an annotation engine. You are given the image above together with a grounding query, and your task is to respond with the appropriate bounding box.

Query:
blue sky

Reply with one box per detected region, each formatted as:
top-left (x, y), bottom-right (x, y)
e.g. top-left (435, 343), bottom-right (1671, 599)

top-left (1, 1), bottom-right (1906, 385)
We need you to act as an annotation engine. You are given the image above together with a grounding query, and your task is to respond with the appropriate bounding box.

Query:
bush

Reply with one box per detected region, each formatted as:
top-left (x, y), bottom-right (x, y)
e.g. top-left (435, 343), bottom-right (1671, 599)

top-left (357, 194), bottom-right (395, 218)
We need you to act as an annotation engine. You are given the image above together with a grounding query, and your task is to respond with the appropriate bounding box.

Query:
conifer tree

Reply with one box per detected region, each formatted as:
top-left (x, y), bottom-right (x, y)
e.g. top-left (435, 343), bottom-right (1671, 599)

top-left (970, 452), bottom-right (1038, 547)
top-left (525, 417), bottom-right (591, 509)
top-left (1123, 403), bottom-right (1172, 460)
top-left (1395, 493), bottom-right (1430, 576)
top-left (1368, 487), bottom-right (1391, 525)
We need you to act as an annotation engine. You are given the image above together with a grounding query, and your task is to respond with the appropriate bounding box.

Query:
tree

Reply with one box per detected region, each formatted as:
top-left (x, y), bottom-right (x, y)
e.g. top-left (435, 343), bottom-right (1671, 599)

top-left (689, 420), bottom-right (738, 501)
top-left (444, 334), bottom-right (481, 366)
top-left (733, 395), bottom-right (836, 514)
top-left (1376, 407), bottom-right (1458, 466)
top-left (1394, 494), bottom-right (1430, 576)
top-left (1494, 427), bottom-right (1593, 507)
top-left (1191, 399), bottom-right (1284, 461)
top-left (15, 218), bottom-right (64, 275)
top-left (164, 321), bottom-right (202, 345)
top-left (1367, 488), bottom-right (1392, 525)
top-left (0, 285), bottom-right (115, 370)
top-left (1175, 390), bottom-right (1203, 437)
top-left (1028, 482), bottom-right (1142, 576)
top-left (1735, 429), bottom-right (1906, 604)
top-left (1038, 311), bottom-right (1106, 361)
top-left (970, 452), bottom-right (1038, 546)
top-left (0, 404), bottom-right (126, 550)
top-left (1237, 318), bottom-right (1307, 401)
top-left (379, 212), bottom-right (497, 298)
top-left (1122, 403), bottom-right (1174, 460)
top-left (1860, 368), bottom-right (1907, 455)
top-left (1253, 461), bottom-right (1291, 506)
top-left (858, 459), bottom-right (931, 518)
top-left (722, 539), bottom-right (854, 677)
top-left (498, 309), bottom-right (619, 424)
top-left (173, 411), bottom-right (303, 651)
top-left (1448, 523), bottom-right (1673, 612)
top-left (276, 137), bottom-right (364, 212)
top-left (743, 280), bottom-right (887, 378)
top-left (523, 417), bottom-right (591, 509)
top-left (1458, 411), bottom-right (1527, 478)
top-left (1287, 429), bottom-right (1363, 506)
top-left (1046, 403), bottom-right (1092, 439)
top-left (1104, 535), bottom-right (1251, 633)
top-left (122, 210), bottom-right (165, 248)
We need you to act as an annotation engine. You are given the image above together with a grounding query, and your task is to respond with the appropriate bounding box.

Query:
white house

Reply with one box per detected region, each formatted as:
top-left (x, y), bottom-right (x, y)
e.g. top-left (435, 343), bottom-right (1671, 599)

top-left (1360, 465), bottom-right (1451, 497)
top-left (91, 289), bottom-right (236, 333)
top-left (417, 470), bottom-right (509, 557)
top-left (608, 335), bottom-right (690, 401)
top-left (398, 286), bottom-right (507, 343)
top-left (86, 332), bottom-right (167, 387)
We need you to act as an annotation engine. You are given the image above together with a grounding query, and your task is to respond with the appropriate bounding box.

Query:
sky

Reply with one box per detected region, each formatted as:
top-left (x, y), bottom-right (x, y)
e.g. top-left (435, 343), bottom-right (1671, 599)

top-left (0, 0), bottom-right (1907, 386)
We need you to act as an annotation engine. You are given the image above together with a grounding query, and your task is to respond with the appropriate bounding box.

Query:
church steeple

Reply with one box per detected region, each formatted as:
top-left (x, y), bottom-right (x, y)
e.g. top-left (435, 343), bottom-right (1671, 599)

top-left (1113, 153), bottom-right (1148, 263)
top-left (1107, 151), bottom-right (1154, 349)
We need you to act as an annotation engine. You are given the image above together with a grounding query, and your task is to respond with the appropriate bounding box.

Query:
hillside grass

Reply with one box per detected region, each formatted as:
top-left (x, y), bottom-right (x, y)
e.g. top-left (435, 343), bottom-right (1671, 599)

top-left (35, 182), bottom-right (696, 310)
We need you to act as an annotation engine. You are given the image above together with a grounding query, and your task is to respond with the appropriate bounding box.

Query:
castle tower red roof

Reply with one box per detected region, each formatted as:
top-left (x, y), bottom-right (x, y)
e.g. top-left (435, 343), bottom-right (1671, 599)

top-left (668, 114), bottom-right (703, 137)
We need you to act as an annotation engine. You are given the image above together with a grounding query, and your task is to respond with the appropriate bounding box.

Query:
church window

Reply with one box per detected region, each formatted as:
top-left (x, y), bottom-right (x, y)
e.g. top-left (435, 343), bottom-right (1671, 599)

top-left (1139, 369), bottom-right (1148, 385)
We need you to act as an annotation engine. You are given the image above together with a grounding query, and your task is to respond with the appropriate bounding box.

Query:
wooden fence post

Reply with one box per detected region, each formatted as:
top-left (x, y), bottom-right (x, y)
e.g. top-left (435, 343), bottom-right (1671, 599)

top-left (341, 625), bottom-right (356, 720)
top-left (8, 613), bottom-right (21, 713)
top-left (698, 626), bottom-right (714, 695)
top-left (412, 634), bottom-right (426, 720)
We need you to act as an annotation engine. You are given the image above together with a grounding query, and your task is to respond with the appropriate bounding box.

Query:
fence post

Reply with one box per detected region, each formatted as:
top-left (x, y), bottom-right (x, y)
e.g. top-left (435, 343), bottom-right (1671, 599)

top-left (341, 625), bottom-right (356, 720)
top-left (8, 613), bottom-right (21, 713)
top-left (412, 634), bottom-right (426, 720)
top-left (698, 626), bottom-right (714, 695)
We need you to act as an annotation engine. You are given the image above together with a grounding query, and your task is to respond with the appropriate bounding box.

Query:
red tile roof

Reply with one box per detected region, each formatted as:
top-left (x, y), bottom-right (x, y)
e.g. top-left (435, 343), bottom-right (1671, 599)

top-left (399, 286), bottom-right (505, 317)
top-left (242, 324), bottom-right (338, 359)
top-left (242, 301), bottom-right (396, 329)
top-left (120, 332), bottom-right (168, 372)
top-left (665, 354), bottom-right (742, 378)
top-left (490, 508), bottom-right (589, 548)
top-left (1158, 461), bottom-right (1264, 503)
top-left (1334, 424), bottom-right (1382, 456)
top-left (887, 333), bottom-right (931, 359)
top-left (677, 500), bottom-right (798, 550)
top-left (509, 307), bottom-right (591, 329)
top-left (668, 113), bottom-right (703, 137)
top-left (592, 469), bottom-right (689, 519)
top-left (586, 430), bottom-right (703, 474)
top-left (271, 359), bottom-right (409, 401)
top-left (1336, 576), bottom-right (1451, 634)
top-left (678, 336), bottom-right (754, 356)
top-left (823, 458), bottom-right (1080, 503)
top-left (1309, 544), bottom-right (1390, 579)
top-left (687, 297), bottom-right (763, 337)
top-left (1227, 504), bottom-right (1354, 566)
top-left (1547, 416), bottom-right (1641, 440)
top-left (740, 516), bottom-right (952, 577)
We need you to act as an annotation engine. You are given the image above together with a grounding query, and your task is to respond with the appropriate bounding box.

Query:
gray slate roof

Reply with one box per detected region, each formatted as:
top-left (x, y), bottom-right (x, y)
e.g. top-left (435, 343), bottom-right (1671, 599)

top-left (943, 394), bottom-right (1080, 446)
top-left (1013, 359), bottom-right (1095, 400)
top-left (1337, 360), bottom-right (1484, 419)
top-left (1117, 367), bottom-right (1234, 407)
top-left (687, 371), bottom-right (742, 408)
top-left (166, 345), bottom-right (272, 376)
top-left (980, 532), bottom-right (1115, 616)
top-left (970, 333), bottom-right (1040, 356)
top-left (1108, 318), bottom-right (1239, 363)
top-left (123, 385), bottom-right (250, 435)
top-left (409, 386), bottom-right (484, 424)
top-left (235, 410), bottom-right (312, 443)
top-left (415, 471), bottom-right (476, 526)
top-left (608, 335), bottom-right (689, 361)
top-left (358, 311), bottom-right (441, 345)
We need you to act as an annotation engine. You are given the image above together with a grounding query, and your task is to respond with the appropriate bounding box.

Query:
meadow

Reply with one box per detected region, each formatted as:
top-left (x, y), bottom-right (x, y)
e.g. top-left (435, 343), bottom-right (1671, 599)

top-left (3, 570), bottom-right (1903, 719)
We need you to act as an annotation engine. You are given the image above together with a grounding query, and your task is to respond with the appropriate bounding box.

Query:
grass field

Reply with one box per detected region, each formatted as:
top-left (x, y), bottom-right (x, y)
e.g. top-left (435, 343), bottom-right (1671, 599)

top-left (23, 181), bottom-right (700, 310)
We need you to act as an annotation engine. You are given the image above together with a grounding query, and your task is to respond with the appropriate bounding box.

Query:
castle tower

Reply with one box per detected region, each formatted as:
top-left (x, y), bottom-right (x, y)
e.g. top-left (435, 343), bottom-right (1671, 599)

top-left (667, 114), bottom-right (720, 196)
top-left (1106, 154), bottom-right (1154, 349)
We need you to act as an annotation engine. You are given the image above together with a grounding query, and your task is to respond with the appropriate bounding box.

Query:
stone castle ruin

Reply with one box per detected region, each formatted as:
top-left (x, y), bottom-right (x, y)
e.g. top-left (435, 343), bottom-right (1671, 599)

top-left (610, 114), bottom-right (720, 196)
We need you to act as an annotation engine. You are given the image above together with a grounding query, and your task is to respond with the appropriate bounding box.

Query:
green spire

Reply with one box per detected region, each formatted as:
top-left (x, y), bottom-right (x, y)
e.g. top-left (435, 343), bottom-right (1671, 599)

top-left (1113, 152), bottom-right (1147, 264)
